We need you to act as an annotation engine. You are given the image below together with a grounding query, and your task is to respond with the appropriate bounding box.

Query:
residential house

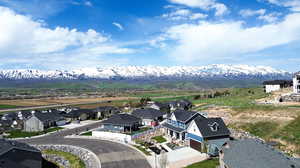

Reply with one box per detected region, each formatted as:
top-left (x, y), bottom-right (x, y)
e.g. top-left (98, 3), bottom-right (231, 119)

top-left (219, 139), bottom-right (300, 168)
top-left (62, 109), bottom-right (96, 122)
top-left (147, 101), bottom-right (170, 113)
top-left (263, 80), bottom-right (293, 93)
top-left (162, 109), bottom-right (204, 141)
top-left (293, 72), bottom-right (300, 93)
top-left (23, 111), bottom-right (66, 132)
top-left (0, 139), bottom-right (42, 168)
top-left (131, 108), bottom-right (165, 126)
top-left (100, 113), bottom-right (141, 133)
top-left (94, 106), bottom-right (121, 119)
top-left (186, 117), bottom-right (230, 156)
top-left (168, 99), bottom-right (193, 111)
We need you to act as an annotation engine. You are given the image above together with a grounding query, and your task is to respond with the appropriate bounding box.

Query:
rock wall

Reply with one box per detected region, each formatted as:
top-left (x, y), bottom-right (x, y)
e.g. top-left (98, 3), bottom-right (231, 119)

top-left (35, 144), bottom-right (101, 168)
top-left (281, 94), bottom-right (300, 102)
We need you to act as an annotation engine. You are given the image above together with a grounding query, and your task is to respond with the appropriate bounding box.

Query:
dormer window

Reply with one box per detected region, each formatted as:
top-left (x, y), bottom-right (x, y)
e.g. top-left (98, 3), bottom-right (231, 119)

top-left (209, 122), bottom-right (219, 132)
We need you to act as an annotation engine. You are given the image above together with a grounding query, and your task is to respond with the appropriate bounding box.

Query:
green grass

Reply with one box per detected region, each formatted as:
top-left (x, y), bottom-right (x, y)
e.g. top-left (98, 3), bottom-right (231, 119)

top-left (275, 116), bottom-right (300, 145)
top-left (133, 145), bottom-right (151, 156)
top-left (185, 159), bottom-right (219, 168)
top-left (0, 104), bottom-right (18, 109)
top-left (233, 121), bottom-right (279, 139)
top-left (43, 149), bottom-right (85, 168)
top-left (5, 127), bottom-right (63, 138)
top-left (151, 135), bottom-right (167, 143)
top-left (80, 131), bottom-right (92, 136)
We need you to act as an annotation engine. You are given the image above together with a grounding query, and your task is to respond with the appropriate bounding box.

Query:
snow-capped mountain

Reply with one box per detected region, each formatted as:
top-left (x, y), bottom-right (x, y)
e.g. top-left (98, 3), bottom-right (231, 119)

top-left (0, 64), bottom-right (290, 80)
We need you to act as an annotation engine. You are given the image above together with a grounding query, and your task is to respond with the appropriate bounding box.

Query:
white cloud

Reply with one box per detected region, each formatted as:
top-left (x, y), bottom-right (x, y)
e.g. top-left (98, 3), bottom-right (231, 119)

top-left (162, 9), bottom-right (207, 20)
top-left (0, 6), bottom-right (134, 69)
top-left (168, 0), bottom-right (228, 16)
top-left (239, 9), bottom-right (266, 17)
top-left (84, 1), bottom-right (93, 7)
top-left (265, 0), bottom-right (300, 11)
top-left (240, 9), bottom-right (280, 23)
top-left (112, 22), bottom-right (124, 31)
top-left (160, 13), bottom-right (300, 63)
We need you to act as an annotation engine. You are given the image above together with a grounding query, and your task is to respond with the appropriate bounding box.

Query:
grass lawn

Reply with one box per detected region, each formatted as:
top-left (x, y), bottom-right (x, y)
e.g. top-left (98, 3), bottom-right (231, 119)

top-left (133, 145), bottom-right (151, 156)
top-left (151, 135), bottom-right (167, 143)
top-left (0, 104), bottom-right (18, 109)
top-left (5, 127), bottom-right (63, 138)
top-left (275, 116), bottom-right (300, 146)
top-left (80, 131), bottom-right (92, 136)
top-left (43, 149), bottom-right (85, 168)
top-left (185, 159), bottom-right (219, 168)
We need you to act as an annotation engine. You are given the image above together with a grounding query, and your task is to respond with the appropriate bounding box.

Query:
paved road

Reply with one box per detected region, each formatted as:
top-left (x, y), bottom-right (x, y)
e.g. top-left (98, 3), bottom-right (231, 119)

top-left (19, 122), bottom-right (151, 168)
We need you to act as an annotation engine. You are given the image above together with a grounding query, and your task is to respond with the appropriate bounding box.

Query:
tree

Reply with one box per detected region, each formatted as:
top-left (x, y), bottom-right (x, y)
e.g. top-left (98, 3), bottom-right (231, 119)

top-left (140, 97), bottom-right (152, 106)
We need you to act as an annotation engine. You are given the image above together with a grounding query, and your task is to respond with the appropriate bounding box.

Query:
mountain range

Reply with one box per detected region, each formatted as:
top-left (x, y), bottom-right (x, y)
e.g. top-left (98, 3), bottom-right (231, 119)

top-left (0, 64), bottom-right (291, 80)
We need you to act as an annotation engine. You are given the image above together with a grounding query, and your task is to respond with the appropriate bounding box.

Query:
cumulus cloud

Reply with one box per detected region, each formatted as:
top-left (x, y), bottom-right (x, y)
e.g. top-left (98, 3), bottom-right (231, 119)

top-left (0, 6), bottom-right (134, 69)
top-left (239, 9), bottom-right (280, 23)
top-left (112, 22), bottom-right (124, 31)
top-left (265, 0), bottom-right (300, 11)
top-left (162, 9), bottom-right (207, 20)
top-left (239, 9), bottom-right (266, 17)
top-left (160, 13), bottom-right (300, 63)
top-left (168, 0), bottom-right (228, 16)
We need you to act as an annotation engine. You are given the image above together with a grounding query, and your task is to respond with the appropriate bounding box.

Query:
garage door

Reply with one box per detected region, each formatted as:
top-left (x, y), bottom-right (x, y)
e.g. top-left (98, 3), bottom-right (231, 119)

top-left (190, 139), bottom-right (202, 152)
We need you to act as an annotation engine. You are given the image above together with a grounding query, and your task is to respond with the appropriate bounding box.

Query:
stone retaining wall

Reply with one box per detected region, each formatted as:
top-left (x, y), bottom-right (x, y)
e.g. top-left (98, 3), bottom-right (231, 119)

top-left (42, 153), bottom-right (70, 168)
top-left (35, 144), bottom-right (101, 168)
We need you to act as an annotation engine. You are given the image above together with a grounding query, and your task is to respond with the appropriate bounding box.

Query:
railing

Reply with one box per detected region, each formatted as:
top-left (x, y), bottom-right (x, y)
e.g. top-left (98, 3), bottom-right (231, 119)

top-left (131, 125), bottom-right (163, 140)
top-left (166, 119), bottom-right (186, 129)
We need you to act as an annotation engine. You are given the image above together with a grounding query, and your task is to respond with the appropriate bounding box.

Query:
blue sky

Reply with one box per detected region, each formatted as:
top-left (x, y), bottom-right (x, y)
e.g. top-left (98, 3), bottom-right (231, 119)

top-left (0, 0), bottom-right (300, 71)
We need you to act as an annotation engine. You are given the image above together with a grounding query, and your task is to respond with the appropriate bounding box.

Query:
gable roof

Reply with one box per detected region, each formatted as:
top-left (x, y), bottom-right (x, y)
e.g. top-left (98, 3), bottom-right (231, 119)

top-left (0, 139), bottom-right (40, 157)
top-left (62, 109), bottom-right (94, 118)
top-left (172, 109), bottom-right (203, 123)
top-left (31, 111), bottom-right (64, 123)
top-left (101, 113), bottom-right (141, 126)
top-left (222, 139), bottom-right (300, 168)
top-left (193, 116), bottom-right (230, 138)
top-left (132, 108), bottom-right (165, 119)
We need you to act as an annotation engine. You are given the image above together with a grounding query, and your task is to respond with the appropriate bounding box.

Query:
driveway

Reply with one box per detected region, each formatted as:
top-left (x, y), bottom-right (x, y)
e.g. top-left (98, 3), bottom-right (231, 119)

top-left (19, 121), bottom-right (151, 168)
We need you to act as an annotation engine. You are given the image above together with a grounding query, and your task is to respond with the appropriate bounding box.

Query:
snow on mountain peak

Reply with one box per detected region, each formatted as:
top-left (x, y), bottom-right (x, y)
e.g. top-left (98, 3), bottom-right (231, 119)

top-left (0, 64), bottom-right (289, 80)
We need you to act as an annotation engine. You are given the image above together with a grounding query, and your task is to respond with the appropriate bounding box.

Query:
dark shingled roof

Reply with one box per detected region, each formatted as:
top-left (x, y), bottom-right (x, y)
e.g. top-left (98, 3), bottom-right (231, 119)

top-left (132, 108), bottom-right (165, 119)
top-left (263, 80), bottom-right (293, 85)
top-left (222, 139), bottom-right (300, 168)
top-left (101, 113), bottom-right (141, 126)
top-left (172, 109), bottom-right (203, 123)
top-left (0, 139), bottom-right (40, 156)
top-left (194, 116), bottom-right (230, 138)
top-left (62, 109), bottom-right (94, 118)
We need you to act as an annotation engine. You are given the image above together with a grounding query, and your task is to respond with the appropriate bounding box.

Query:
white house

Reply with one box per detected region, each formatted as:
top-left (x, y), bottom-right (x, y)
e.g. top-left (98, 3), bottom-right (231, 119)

top-left (293, 72), bottom-right (300, 94)
top-left (263, 80), bottom-right (292, 93)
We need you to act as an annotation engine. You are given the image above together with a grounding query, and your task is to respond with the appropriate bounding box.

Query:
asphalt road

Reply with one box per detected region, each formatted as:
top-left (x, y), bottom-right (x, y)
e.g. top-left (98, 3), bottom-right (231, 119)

top-left (19, 122), bottom-right (151, 168)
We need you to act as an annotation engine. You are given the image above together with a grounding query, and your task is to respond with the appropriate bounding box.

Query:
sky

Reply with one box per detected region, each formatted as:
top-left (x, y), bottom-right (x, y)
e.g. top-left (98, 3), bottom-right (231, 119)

top-left (0, 0), bottom-right (300, 71)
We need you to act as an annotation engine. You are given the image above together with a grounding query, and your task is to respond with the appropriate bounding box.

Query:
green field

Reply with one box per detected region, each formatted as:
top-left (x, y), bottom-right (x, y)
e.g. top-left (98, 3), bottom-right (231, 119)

top-left (43, 149), bottom-right (85, 168)
top-left (151, 135), bottom-right (167, 143)
top-left (0, 104), bottom-right (18, 109)
top-left (185, 159), bottom-right (219, 168)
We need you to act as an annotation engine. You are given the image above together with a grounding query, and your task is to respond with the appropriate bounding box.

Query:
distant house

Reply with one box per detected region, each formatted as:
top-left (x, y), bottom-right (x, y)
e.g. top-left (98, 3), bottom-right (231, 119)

top-left (131, 108), bottom-right (165, 126)
top-left (219, 139), bottom-right (300, 168)
top-left (0, 139), bottom-right (42, 168)
top-left (293, 72), bottom-right (300, 94)
top-left (23, 111), bottom-right (66, 132)
top-left (100, 113), bottom-right (141, 133)
top-left (168, 99), bottom-right (193, 111)
top-left (94, 106), bottom-right (121, 119)
top-left (62, 109), bottom-right (96, 122)
top-left (162, 109), bottom-right (203, 141)
top-left (186, 117), bottom-right (230, 156)
top-left (263, 80), bottom-right (293, 93)
top-left (147, 101), bottom-right (170, 113)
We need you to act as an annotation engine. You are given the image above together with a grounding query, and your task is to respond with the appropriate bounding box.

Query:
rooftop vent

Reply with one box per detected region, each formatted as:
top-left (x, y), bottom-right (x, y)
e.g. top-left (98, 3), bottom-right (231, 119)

top-left (209, 122), bottom-right (219, 132)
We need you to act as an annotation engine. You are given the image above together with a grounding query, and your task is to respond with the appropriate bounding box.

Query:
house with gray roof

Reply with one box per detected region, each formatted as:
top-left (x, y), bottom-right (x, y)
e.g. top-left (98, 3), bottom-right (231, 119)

top-left (100, 113), bottom-right (141, 133)
top-left (162, 109), bottom-right (204, 141)
top-left (168, 99), bottom-right (193, 111)
top-left (186, 117), bottom-right (230, 156)
top-left (132, 108), bottom-right (165, 126)
top-left (147, 101), bottom-right (170, 113)
top-left (219, 139), bottom-right (300, 168)
top-left (293, 71), bottom-right (300, 94)
top-left (0, 139), bottom-right (42, 168)
top-left (94, 106), bottom-right (121, 119)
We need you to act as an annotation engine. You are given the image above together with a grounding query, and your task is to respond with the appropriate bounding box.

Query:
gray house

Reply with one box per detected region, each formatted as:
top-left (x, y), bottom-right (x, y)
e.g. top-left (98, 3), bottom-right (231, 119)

top-left (100, 113), bottom-right (141, 133)
top-left (131, 108), bottom-right (165, 126)
top-left (219, 139), bottom-right (300, 168)
top-left (94, 106), bottom-right (121, 119)
top-left (0, 139), bottom-right (42, 168)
